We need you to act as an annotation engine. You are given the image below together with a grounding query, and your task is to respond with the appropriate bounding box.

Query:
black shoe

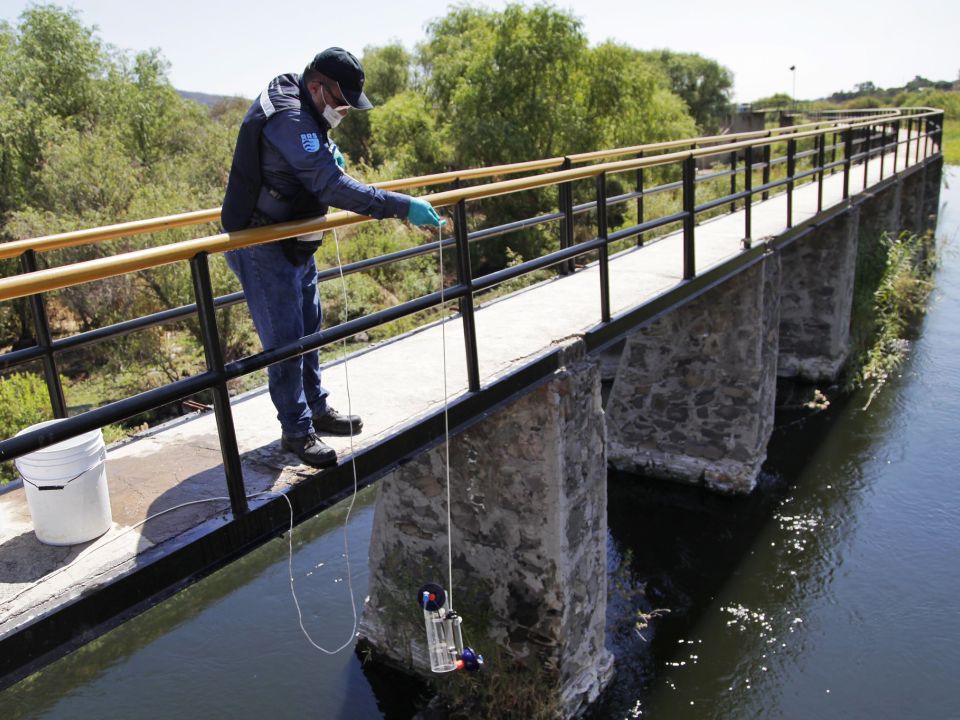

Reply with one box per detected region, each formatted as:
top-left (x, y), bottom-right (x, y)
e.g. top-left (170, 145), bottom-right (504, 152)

top-left (312, 406), bottom-right (363, 436)
top-left (281, 432), bottom-right (337, 468)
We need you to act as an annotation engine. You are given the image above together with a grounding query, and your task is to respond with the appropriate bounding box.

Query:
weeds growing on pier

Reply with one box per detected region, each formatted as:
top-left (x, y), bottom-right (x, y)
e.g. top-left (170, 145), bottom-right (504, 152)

top-left (437, 645), bottom-right (564, 720)
top-left (848, 230), bottom-right (937, 405)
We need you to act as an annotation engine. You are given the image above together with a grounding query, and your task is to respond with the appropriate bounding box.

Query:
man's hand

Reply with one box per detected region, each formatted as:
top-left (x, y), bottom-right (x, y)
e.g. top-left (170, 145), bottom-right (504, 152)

top-left (330, 143), bottom-right (346, 169)
top-left (406, 197), bottom-right (445, 227)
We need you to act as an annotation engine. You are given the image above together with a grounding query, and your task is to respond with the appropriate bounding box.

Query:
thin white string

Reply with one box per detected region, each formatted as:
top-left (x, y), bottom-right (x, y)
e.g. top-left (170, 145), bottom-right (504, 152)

top-left (5, 495), bottom-right (238, 606)
top-left (6, 487), bottom-right (359, 655)
top-left (292, 224), bottom-right (362, 655)
top-left (436, 221), bottom-right (454, 610)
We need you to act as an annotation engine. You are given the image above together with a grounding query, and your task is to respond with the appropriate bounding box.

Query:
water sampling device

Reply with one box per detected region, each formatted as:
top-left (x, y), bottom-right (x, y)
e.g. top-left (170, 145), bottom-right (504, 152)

top-left (418, 583), bottom-right (483, 673)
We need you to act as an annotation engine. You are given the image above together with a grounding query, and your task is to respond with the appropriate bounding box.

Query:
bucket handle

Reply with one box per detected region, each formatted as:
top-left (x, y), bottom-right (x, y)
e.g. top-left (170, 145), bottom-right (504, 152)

top-left (20, 447), bottom-right (107, 492)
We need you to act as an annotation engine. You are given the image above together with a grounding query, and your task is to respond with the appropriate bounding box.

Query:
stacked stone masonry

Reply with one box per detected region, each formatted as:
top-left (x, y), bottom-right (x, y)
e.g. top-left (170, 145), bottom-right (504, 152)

top-left (778, 208), bottom-right (860, 382)
top-left (359, 339), bottom-right (613, 718)
top-left (605, 254), bottom-right (781, 494)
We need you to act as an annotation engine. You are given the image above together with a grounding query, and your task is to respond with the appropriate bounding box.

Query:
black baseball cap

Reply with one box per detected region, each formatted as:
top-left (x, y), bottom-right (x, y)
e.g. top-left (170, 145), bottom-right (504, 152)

top-left (308, 47), bottom-right (373, 110)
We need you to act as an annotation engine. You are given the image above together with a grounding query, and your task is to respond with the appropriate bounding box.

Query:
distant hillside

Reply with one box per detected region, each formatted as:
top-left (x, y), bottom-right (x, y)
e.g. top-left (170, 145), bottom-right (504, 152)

top-left (826, 75), bottom-right (958, 103)
top-left (177, 89), bottom-right (248, 108)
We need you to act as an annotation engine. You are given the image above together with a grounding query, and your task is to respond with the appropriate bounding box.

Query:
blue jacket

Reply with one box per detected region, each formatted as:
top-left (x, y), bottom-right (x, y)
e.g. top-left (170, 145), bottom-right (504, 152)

top-left (221, 73), bottom-right (409, 232)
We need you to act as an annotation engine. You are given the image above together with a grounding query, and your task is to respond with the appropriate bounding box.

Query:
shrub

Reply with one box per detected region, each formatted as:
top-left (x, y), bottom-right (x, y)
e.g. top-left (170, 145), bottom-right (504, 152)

top-left (0, 372), bottom-right (54, 483)
top-left (849, 231), bottom-right (937, 405)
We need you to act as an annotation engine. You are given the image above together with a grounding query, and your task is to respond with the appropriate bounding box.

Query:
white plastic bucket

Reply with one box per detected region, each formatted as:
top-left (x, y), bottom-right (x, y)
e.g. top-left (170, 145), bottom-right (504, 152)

top-left (15, 420), bottom-right (112, 546)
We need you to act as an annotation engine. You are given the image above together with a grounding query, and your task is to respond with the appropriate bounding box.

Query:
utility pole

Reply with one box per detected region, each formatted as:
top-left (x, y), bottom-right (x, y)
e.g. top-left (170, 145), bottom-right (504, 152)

top-left (790, 65), bottom-right (797, 109)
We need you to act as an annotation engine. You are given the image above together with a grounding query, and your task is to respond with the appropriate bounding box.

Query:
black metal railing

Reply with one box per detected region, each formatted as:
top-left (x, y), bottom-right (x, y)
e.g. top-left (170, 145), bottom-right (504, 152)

top-left (0, 109), bottom-right (944, 520)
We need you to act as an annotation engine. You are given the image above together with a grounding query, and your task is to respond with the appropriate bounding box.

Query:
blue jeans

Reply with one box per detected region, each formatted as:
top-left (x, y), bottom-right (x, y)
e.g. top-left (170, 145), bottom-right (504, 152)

top-left (225, 242), bottom-right (328, 437)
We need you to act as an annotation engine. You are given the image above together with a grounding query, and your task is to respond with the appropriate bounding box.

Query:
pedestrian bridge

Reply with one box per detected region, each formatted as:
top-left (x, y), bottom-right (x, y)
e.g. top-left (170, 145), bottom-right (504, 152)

top-left (0, 108), bottom-right (944, 711)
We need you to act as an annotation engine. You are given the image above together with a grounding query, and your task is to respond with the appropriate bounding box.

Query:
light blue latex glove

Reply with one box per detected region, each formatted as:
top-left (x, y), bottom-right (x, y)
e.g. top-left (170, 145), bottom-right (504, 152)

top-left (330, 142), bottom-right (345, 169)
top-left (406, 197), bottom-right (445, 227)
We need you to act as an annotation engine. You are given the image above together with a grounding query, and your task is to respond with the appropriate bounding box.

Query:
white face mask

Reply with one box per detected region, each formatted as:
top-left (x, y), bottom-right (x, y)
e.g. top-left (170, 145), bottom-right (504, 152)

top-left (320, 86), bottom-right (346, 129)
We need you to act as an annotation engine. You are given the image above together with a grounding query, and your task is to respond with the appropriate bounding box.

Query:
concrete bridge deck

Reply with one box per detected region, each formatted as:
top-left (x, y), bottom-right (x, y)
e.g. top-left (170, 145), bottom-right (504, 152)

top-left (0, 140), bottom-right (933, 683)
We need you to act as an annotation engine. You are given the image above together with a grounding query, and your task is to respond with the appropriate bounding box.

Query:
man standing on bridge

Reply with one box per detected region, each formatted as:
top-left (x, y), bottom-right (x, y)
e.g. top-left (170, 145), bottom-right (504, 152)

top-left (221, 47), bottom-right (442, 468)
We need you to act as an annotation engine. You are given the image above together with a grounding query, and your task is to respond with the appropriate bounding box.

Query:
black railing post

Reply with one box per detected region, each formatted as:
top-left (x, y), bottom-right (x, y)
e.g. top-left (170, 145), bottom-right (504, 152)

top-left (453, 200), bottom-right (481, 393)
top-left (762, 142), bottom-right (771, 201)
top-left (786, 138), bottom-right (796, 228)
top-left (682, 155), bottom-right (696, 280)
top-left (729, 149), bottom-right (737, 213)
top-left (914, 117), bottom-right (921, 164)
top-left (906, 117), bottom-right (914, 167)
top-left (831, 131), bottom-right (838, 175)
top-left (744, 144), bottom-right (753, 245)
top-left (843, 128), bottom-right (853, 200)
top-left (863, 123), bottom-right (872, 188)
top-left (558, 157), bottom-right (574, 275)
top-left (893, 119), bottom-right (901, 174)
top-left (20, 250), bottom-right (68, 418)
top-left (189, 252), bottom-right (247, 517)
top-left (879, 123), bottom-right (887, 179)
top-left (595, 173), bottom-right (611, 323)
top-left (919, 117), bottom-right (926, 160)
top-left (817, 131), bottom-right (826, 213)
top-left (924, 117), bottom-right (931, 159)
top-left (636, 151), bottom-right (645, 247)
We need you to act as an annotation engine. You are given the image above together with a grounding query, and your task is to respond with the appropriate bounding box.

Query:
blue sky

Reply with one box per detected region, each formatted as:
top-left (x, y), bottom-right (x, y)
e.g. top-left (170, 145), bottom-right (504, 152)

top-left (1, 0), bottom-right (957, 102)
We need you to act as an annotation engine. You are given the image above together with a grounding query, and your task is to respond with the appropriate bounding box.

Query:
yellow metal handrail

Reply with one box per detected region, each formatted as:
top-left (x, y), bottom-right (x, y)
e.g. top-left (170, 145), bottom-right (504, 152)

top-left (0, 108), bottom-right (942, 303)
top-left (0, 109), bottom-right (910, 261)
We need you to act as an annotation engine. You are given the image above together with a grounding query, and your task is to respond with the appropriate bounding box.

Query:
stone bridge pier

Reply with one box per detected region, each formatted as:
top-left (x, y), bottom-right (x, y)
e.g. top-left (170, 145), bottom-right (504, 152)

top-left (359, 339), bottom-right (613, 717)
top-left (605, 254), bottom-right (781, 494)
top-left (777, 209), bottom-right (860, 382)
top-left (778, 157), bottom-right (942, 384)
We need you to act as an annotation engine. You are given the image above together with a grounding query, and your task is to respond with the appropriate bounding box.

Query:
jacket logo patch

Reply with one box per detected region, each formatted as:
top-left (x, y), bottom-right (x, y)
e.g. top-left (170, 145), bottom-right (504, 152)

top-left (300, 132), bottom-right (321, 152)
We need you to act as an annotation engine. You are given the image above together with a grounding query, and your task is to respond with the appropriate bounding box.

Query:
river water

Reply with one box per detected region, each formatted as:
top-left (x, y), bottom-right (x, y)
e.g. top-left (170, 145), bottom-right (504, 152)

top-left (596, 165), bottom-right (960, 719)
top-left (3, 169), bottom-right (959, 719)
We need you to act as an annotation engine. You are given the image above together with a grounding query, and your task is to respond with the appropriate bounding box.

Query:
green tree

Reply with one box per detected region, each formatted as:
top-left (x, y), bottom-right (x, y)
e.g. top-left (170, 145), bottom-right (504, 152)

top-left (333, 43), bottom-right (414, 164)
top-left (643, 50), bottom-right (734, 132)
top-left (752, 92), bottom-right (793, 108)
top-left (420, 4), bottom-right (587, 167)
top-left (0, 5), bottom-right (104, 216)
top-left (411, 4), bottom-right (699, 268)
top-left (369, 90), bottom-right (449, 175)
top-left (0, 4), bottom-right (107, 346)
top-left (10, 3), bottom-right (103, 122)
top-left (0, 4), bottom-right (252, 386)
top-left (582, 43), bottom-right (695, 149)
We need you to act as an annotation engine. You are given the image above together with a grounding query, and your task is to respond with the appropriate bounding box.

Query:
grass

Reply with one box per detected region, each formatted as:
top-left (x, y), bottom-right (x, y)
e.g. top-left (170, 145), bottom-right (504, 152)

top-left (941, 119), bottom-right (960, 165)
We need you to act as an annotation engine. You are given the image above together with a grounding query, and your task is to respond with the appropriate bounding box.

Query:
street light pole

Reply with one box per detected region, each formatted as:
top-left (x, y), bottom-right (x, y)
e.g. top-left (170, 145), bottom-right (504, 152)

top-left (790, 65), bottom-right (797, 109)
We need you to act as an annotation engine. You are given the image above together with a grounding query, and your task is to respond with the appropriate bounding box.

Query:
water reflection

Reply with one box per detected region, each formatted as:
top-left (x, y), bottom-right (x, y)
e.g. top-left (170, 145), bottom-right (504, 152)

top-left (2, 486), bottom-right (421, 720)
